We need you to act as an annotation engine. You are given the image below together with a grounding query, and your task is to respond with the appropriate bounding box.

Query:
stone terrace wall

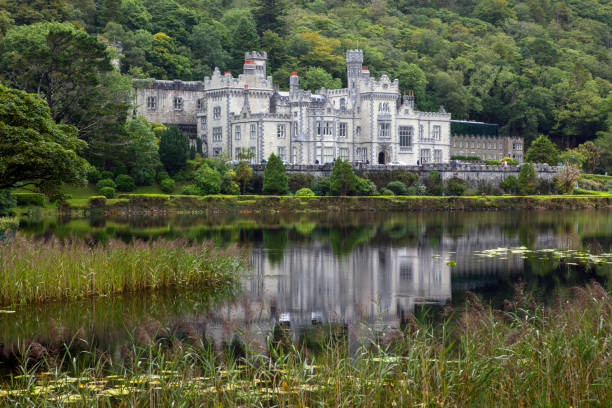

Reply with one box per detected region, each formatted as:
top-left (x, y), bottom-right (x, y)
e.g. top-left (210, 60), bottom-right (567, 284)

top-left (251, 163), bottom-right (558, 186)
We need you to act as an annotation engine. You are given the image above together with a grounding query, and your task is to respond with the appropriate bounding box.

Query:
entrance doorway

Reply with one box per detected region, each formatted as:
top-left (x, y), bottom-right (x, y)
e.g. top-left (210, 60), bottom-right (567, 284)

top-left (378, 151), bottom-right (386, 164)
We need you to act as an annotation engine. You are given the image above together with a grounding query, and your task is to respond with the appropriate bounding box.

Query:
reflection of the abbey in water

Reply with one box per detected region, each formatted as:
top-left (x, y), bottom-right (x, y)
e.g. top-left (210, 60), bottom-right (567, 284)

top-left (205, 229), bottom-right (533, 346)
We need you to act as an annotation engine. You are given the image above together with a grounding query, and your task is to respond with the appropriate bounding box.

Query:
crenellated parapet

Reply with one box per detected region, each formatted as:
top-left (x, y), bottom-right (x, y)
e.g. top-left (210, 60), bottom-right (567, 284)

top-left (133, 78), bottom-right (205, 91)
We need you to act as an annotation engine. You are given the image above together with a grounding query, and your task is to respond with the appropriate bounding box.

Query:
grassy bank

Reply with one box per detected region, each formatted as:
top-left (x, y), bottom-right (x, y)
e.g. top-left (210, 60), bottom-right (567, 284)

top-left (1, 283), bottom-right (610, 406)
top-left (0, 234), bottom-right (246, 306)
top-left (61, 193), bottom-right (612, 215)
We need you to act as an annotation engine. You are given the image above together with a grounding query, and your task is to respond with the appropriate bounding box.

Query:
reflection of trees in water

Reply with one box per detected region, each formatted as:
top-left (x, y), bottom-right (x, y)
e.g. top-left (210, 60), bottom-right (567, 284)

top-left (263, 229), bottom-right (288, 265)
top-left (329, 226), bottom-right (372, 257)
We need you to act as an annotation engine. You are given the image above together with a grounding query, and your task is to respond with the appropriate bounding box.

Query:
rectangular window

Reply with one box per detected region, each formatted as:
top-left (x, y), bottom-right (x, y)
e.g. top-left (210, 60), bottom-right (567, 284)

top-left (291, 146), bottom-right (298, 163)
top-left (173, 97), bottom-right (183, 111)
top-left (432, 125), bottom-right (441, 140)
top-left (146, 96), bottom-right (157, 110)
top-left (213, 106), bottom-right (221, 120)
top-left (250, 124), bottom-right (256, 139)
top-left (316, 121), bottom-right (333, 136)
top-left (356, 126), bottom-right (361, 137)
top-left (277, 124), bottom-right (286, 139)
top-left (212, 127), bottom-right (222, 142)
top-left (324, 147), bottom-right (334, 164)
top-left (378, 122), bottom-right (390, 138)
top-left (420, 148), bottom-right (431, 164)
top-left (201, 116), bottom-right (207, 127)
top-left (293, 121), bottom-right (298, 137)
top-left (234, 125), bottom-right (241, 140)
top-left (356, 147), bottom-right (367, 162)
top-left (212, 147), bottom-right (222, 157)
top-left (339, 147), bottom-right (349, 160)
top-left (277, 146), bottom-right (287, 161)
top-left (419, 124), bottom-right (424, 140)
top-left (250, 147), bottom-right (256, 163)
top-left (399, 126), bottom-right (413, 150)
top-left (434, 149), bottom-right (442, 163)
top-left (338, 122), bottom-right (347, 138)
top-left (196, 99), bottom-right (203, 111)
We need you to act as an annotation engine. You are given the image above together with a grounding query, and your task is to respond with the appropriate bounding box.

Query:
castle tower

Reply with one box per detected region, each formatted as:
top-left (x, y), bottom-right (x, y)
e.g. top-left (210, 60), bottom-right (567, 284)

top-left (346, 49), bottom-right (363, 89)
top-left (244, 51), bottom-right (267, 78)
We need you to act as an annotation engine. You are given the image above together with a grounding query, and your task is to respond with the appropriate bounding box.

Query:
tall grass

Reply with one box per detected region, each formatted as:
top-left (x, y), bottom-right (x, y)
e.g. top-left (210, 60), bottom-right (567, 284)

top-left (0, 234), bottom-right (246, 305)
top-left (1, 283), bottom-right (610, 407)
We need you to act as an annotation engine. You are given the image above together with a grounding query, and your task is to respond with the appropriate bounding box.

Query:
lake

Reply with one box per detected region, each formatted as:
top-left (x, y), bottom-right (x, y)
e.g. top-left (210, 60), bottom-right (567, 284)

top-left (2, 210), bottom-right (611, 360)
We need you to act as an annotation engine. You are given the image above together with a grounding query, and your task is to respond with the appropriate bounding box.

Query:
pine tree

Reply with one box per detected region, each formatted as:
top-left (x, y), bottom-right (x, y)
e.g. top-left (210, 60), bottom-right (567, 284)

top-left (518, 163), bottom-right (538, 195)
top-left (263, 153), bottom-right (288, 194)
top-left (231, 15), bottom-right (260, 70)
top-left (525, 135), bottom-right (559, 165)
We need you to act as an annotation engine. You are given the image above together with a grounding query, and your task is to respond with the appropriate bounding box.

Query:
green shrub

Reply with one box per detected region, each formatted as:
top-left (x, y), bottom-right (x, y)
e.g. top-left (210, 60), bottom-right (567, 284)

top-left (426, 171), bottom-right (443, 195)
top-left (353, 177), bottom-right (376, 196)
top-left (222, 180), bottom-right (240, 195)
top-left (330, 159), bottom-right (356, 196)
top-left (246, 174), bottom-right (264, 194)
top-left (486, 159), bottom-right (502, 166)
top-left (111, 163), bottom-right (127, 177)
top-left (99, 187), bottom-right (116, 199)
top-left (606, 180), bottom-right (612, 192)
top-left (115, 174), bottom-right (136, 192)
top-left (295, 187), bottom-right (315, 197)
top-left (500, 176), bottom-right (519, 194)
top-left (86, 167), bottom-right (101, 183)
top-left (288, 173), bottom-right (315, 193)
top-left (100, 171), bottom-right (114, 180)
top-left (194, 165), bottom-right (221, 195)
top-left (379, 188), bottom-right (395, 196)
top-left (518, 163), bottom-right (538, 195)
top-left (181, 184), bottom-right (200, 195)
top-left (525, 135), bottom-right (558, 165)
top-left (445, 177), bottom-right (467, 196)
top-left (311, 176), bottom-right (330, 196)
top-left (386, 181), bottom-right (408, 195)
top-left (359, 170), bottom-right (417, 189)
top-left (96, 178), bottom-right (116, 190)
top-left (14, 193), bottom-right (45, 207)
top-left (263, 153), bottom-right (288, 194)
top-left (131, 167), bottom-right (155, 186)
top-left (0, 190), bottom-right (16, 216)
top-left (406, 183), bottom-right (426, 196)
top-left (157, 170), bottom-right (170, 183)
top-left (160, 178), bottom-right (175, 193)
top-left (159, 126), bottom-right (190, 175)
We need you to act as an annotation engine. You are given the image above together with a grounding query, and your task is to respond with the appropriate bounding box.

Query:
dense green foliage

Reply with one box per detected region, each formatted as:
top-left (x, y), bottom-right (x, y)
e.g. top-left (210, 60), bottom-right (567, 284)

top-left (330, 158), bottom-right (356, 196)
top-left (159, 126), bottom-right (190, 175)
top-left (115, 174), bottom-right (136, 192)
top-left (0, 84), bottom-right (88, 194)
top-left (194, 165), bottom-right (222, 195)
top-left (288, 173), bottom-right (315, 194)
top-left (387, 181), bottom-right (408, 195)
top-left (13, 193), bottom-right (45, 207)
top-left (445, 177), bottom-right (467, 195)
top-left (518, 163), bottom-right (538, 194)
top-left (525, 134), bottom-right (559, 164)
top-left (295, 187), bottom-right (315, 197)
top-left (0, 189), bottom-right (16, 216)
top-left (263, 153), bottom-right (288, 194)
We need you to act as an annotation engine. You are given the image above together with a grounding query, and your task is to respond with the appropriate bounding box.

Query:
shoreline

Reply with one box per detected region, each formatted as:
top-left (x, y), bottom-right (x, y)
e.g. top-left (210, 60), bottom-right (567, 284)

top-left (55, 194), bottom-right (612, 216)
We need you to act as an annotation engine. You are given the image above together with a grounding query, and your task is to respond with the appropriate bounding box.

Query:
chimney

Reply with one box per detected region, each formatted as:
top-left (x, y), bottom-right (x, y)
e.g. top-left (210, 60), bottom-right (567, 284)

top-left (290, 71), bottom-right (299, 92)
top-left (405, 89), bottom-right (415, 109)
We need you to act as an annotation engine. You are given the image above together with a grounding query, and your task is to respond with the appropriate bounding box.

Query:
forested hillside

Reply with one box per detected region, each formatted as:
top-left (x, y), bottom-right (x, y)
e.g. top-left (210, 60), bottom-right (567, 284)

top-left (0, 0), bottom-right (610, 152)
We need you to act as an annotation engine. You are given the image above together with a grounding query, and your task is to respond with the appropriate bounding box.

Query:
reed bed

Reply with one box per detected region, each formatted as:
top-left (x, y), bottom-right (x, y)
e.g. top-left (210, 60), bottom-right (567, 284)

top-left (0, 234), bottom-right (246, 305)
top-left (1, 282), bottom-right (610, 407)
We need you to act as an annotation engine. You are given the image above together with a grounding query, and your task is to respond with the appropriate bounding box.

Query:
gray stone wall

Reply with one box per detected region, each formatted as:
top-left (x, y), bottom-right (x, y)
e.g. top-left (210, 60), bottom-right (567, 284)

top-left (251, 163), bottom-right (558, 186)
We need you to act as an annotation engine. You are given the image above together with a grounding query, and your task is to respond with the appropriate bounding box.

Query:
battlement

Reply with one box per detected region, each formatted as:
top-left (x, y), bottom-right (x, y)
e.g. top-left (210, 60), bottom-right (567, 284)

top-left (204, 68), bottom-right (274, 90)
top-left (346, 49), bottom-right (364, 64)
top-left (245, 51), bottom-right (267, 61)
top-left (133, 78), bottom-right (205, 91)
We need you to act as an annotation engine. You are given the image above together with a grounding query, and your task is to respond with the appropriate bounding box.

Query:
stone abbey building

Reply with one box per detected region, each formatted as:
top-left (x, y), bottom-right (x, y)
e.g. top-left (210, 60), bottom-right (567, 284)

top-left (134, 50), bottom-right (453, 165)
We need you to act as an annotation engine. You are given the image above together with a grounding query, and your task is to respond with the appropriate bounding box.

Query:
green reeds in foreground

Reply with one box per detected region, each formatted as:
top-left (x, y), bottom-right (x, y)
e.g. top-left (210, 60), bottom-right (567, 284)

top-left (0, 234), bottom-right (246, 305)
top-left (1, 283), bottom-right (611, 407)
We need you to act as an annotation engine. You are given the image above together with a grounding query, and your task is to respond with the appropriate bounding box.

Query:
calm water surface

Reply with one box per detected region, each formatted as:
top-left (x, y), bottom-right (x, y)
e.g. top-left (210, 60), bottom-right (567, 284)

top-left (2, 210), bottom-right (611, 357)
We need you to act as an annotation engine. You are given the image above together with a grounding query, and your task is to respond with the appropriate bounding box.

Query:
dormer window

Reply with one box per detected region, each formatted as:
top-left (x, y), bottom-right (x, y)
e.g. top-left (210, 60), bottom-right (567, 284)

top-left (173, 97), bottom-right (183, 111)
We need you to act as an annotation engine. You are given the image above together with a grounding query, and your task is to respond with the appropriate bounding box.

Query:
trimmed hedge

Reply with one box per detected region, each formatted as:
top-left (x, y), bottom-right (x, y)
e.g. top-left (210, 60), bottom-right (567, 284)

top-left (14, 193), bottom-right (45, 207)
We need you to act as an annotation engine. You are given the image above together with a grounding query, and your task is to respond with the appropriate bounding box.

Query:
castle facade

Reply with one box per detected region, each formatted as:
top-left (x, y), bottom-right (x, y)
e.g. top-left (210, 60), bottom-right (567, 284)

top-left (134, 50), bottom-right (452, 165)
